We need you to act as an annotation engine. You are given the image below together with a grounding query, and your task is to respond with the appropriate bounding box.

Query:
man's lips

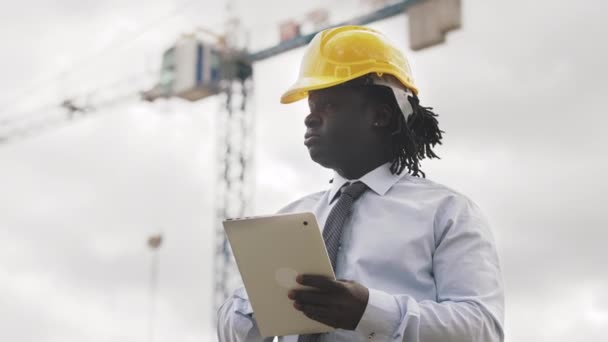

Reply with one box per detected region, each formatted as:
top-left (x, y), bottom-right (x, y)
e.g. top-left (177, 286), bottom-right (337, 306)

top-left (304, 133), bottom-right (321, 146)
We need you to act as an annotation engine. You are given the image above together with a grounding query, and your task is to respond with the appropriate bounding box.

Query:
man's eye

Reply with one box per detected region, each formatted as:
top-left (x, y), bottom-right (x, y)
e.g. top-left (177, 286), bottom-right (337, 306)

top-left (310, 101), bottom-right (335, 112)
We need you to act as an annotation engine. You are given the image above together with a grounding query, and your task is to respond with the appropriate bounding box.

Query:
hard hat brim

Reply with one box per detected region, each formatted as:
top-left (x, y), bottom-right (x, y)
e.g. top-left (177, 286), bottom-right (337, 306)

top-left (280, 73), bottom-right (419, 104)
top-left (280, 76), bottom-right (350, 104)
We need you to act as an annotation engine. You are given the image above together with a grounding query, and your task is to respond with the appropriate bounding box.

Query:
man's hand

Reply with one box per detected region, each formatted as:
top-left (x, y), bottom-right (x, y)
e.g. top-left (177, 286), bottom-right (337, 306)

top-left (288, 274), bottom-right (369, 330)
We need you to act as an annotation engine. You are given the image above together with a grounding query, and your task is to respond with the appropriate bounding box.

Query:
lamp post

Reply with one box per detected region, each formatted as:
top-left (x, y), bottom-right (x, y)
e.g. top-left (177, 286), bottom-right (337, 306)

top-left (147, 234), bottom-right (163, 342)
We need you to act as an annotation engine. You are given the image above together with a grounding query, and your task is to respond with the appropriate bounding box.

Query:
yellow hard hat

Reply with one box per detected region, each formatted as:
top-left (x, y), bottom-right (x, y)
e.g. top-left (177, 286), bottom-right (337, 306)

top-left (280, 25), bottom-right (418, 104)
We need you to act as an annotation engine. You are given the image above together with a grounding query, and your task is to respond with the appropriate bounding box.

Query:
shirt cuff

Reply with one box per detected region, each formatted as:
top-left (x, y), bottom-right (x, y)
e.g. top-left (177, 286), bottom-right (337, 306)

top-left (234, 287), bottom-right (254, 316)
top-left (355, 288), bottom-right (401, 340)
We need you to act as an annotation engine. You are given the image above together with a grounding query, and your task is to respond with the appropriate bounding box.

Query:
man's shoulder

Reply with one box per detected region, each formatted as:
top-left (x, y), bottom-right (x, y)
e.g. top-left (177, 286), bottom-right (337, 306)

top-left (398, 173), bottom-right (465, 197)
top-left (397, 174), bottom-right (481, 213)
top-left (277, 190), bottom-right (327, 214)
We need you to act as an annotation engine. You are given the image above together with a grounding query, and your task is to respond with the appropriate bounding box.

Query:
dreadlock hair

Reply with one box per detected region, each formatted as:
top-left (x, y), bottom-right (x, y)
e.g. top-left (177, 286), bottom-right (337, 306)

top-left (365, 85), bottom-right (444, 178)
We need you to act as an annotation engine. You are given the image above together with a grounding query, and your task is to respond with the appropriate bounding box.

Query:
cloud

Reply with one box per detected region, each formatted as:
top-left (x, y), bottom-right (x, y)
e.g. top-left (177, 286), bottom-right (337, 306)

top-left (1, 1), bottom-right (607, 341)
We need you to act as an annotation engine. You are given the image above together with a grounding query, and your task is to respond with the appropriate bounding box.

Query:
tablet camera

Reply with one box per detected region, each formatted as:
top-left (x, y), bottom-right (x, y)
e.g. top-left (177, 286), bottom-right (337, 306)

top-left (303, 221), bottom-right (308, 226)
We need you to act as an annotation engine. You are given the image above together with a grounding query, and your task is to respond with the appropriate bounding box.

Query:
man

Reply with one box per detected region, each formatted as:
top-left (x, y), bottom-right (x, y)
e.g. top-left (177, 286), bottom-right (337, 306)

top-left (218, 25), bottom-right (504, 342)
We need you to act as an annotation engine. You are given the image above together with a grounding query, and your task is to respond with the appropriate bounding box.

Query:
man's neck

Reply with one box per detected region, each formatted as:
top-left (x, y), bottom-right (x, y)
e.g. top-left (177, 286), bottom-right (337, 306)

top-left (335, 158), bottom-right (390, 180)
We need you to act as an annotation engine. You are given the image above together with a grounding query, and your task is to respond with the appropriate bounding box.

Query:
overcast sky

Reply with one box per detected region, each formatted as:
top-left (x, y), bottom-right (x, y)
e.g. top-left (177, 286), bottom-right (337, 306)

top-left (1, 1), bottom-right (607, 341)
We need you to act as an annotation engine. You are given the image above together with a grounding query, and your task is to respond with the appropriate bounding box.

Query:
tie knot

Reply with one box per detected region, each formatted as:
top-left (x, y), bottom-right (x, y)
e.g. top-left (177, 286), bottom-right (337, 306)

top-left (341, 181), bottom-right (368, 200)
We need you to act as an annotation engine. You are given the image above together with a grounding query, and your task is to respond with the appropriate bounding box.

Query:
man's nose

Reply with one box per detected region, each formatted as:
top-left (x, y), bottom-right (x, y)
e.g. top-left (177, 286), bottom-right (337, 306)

top-left (304, 113), bottom-right (321, 128)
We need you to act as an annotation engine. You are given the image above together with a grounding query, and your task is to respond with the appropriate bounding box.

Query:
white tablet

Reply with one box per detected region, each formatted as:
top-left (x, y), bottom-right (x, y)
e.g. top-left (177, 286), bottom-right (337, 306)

top-left (223, 212), bottom-right (336, 338)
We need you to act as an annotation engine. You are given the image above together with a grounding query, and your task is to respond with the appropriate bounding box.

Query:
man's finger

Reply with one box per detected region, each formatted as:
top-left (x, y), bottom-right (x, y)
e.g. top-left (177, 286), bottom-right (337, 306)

top-left (289, 289), bottom-right (333, 305)
top-left (302, 310), bottom-right (336, 327)
top-left (297, 274), bottom-right (344, 291)
top-left (296, 303), bottom-right (336, 327)
top-left (294, 302), bottom-right (330, 315)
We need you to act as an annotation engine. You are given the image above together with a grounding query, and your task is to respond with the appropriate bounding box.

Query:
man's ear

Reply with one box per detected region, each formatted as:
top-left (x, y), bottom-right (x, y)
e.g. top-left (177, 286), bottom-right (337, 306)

top-left (371, 103), bottom-right (393, 128)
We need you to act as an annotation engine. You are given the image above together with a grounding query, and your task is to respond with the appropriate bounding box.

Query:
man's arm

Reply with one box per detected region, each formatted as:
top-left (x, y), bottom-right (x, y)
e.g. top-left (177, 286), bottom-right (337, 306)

top-left (216, 287), bottom-right (275, 342)
top-left (293, 196), bottom-right (505, 342)
top-left (359, 196), bottom-right (504, 341)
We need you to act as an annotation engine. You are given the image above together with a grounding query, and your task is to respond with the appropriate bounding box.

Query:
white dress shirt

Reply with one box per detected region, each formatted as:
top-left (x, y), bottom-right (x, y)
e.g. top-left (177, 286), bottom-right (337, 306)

top-left (217, 163), bottom-right (504, 342)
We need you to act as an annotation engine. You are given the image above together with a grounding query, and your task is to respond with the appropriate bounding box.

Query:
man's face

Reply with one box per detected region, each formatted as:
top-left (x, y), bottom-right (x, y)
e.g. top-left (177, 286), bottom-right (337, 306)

top-left (304, 86), bottom-right (375, 170)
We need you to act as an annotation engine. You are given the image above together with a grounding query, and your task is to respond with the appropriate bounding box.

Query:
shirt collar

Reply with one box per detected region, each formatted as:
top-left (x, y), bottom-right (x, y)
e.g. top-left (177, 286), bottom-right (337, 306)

top-left (328, 162), bottom-right (404, 204)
